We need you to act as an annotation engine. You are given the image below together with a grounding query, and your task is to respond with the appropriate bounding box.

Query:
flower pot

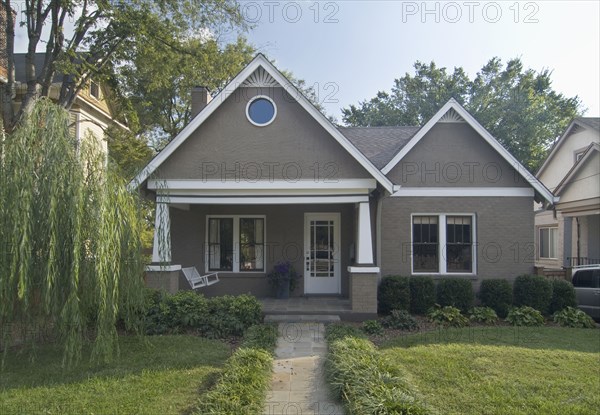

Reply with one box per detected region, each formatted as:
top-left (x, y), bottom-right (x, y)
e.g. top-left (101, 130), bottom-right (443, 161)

top-left (276, 278), bottom-right (291, 299)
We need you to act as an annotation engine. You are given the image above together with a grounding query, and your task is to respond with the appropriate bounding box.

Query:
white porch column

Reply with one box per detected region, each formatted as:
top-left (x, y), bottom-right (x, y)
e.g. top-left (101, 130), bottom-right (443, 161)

top-left (152, 202), bottom-right (172, 263)
top-left (356, 201), bottom-right (374, 265)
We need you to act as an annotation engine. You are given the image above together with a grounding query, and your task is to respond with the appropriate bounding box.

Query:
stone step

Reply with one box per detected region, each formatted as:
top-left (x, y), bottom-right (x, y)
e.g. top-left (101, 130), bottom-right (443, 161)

top-left (264, 314), bottom-right (341, 323)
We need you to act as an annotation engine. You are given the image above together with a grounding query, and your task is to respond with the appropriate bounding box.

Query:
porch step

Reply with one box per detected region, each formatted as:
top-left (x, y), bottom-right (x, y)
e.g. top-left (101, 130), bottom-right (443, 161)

top-left (264, 314), bottom-right (341, 323)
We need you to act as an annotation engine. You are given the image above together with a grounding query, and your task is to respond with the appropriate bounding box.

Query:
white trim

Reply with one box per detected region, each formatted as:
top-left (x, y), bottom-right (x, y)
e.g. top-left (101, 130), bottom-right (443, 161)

top-left (129, 54), bottom-right (394, 193)
top-left (381, 99), bottom-right (555, 204)
top-left (152, 202), bottom-right (171, 263)
top-left (147, 179), bottom-right (377, 190)
top-left (246, 95), bottom-right (277, 127)
top-left (205, 215), bottom-right (267, 274)
top-left (347, 266), bottom-right (380, 273)
top-left (391, 187), bottom-right (534, 197)
top-left (410, 213), bottom-right (477, 276)
top-left (356, 202), bottom-right (374, 264)
top-left (156, 188), bottom-right (371, 197)
top-left (146, 264), bottom-right (181, 272)
top-left (156, 195), bottom-right (369, 205)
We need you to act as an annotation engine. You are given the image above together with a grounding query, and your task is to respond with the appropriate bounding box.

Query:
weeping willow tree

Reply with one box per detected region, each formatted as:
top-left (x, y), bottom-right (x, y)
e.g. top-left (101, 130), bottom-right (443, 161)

top-left (0, 99), bottom-right (146, 366)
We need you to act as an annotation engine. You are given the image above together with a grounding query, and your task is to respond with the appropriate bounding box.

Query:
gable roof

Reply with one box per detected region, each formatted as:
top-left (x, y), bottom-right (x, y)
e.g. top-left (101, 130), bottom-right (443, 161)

top-left (554, 142), bottom-right (599, 196)
top-left (536, 117), bottom-right (600, 178)
top-left (338, 126), bottom-right (420, 169)
top-left (381, 99), bottom-right (556, 204)
top-left (131, 54), bottom-right (394, 193)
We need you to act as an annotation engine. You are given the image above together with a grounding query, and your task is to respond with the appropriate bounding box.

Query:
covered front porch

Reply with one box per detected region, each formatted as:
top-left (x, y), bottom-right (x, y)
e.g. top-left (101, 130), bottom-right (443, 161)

top-left (144, 179), bottom-right (381, 316)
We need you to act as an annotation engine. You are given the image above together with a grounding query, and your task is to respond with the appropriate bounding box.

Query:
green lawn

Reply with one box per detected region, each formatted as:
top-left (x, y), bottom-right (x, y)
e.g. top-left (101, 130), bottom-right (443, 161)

top-left (0, 335), bottom-right (230, 415)
top-left (381, 327), bottom-right (600, 415)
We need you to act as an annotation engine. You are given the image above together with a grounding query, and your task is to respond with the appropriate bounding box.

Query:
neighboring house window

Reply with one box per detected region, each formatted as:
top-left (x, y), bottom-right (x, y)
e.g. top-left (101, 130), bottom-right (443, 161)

top-left (539, 227), bottom-right (558, 259)
top-left (207, 216), bottom-right (265, 272)
top-left (412, 214), bottom-right (476, 274)
top-left (90, 81), bottom-right (101, 100)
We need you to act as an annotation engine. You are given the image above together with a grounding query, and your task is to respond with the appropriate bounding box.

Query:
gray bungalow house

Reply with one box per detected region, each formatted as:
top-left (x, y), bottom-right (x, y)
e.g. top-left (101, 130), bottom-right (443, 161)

top-left (132, 54), bottom-right (555, 317)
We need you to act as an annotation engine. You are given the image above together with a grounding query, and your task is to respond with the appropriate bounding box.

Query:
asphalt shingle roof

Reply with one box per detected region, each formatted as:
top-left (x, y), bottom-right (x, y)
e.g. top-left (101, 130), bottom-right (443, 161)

top-left (338, 126), bottom-right (421, 169)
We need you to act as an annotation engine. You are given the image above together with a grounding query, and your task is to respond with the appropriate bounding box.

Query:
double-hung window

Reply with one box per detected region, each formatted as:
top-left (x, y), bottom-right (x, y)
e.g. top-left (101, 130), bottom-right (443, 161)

top-left (412, 214), bottom-right (476, 274)
top-left (207, 216), bottom-right (265, 272)
top-left (539, 227), bottom-right (558, 259)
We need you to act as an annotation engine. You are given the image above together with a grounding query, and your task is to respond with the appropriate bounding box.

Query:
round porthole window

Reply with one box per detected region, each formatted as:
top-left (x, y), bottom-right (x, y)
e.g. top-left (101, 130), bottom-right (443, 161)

top-left (246, 96), bottom-right (277, 126)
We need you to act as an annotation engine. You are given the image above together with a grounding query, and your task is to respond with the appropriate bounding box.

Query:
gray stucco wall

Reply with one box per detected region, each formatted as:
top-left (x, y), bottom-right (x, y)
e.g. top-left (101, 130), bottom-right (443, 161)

top-left (170, 203), bottom-right (355, 297)
top-left (157, 87), bottom-right (371, 182)
top-left (386, 123), bottom-right (531, 188)
top-left (379, 196), bottom-right (535, 289)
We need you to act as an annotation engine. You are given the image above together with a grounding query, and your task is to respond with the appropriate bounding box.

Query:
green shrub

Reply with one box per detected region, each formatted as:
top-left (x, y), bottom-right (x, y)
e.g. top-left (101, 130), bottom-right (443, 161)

top-left (553, 307), bottom-right (596, 328)
top-left (325, 324), bottom-right (366, 343)
top-left (513, 275), bottom-right (552, 315)
top-left (409, 276), bottom-right (436, 314)
top-left (143, 289), bottom-right (171, 335)
top-left (505, 306), bottom-right (545, 326)
top-left (326, 337), bottom-right (429, 415)
top-left (427, 305), bottom-right (469, 327)
top-left (468, 307), bottom-right (498, 324)
top-left (378, 276), bottom-right (410, 314)
top-left (550, 279), bottom-right (577, 314)
top-left (479, 279), bottom-right (513, 318)
top-left (143, 292), bottom-right (262, 338)
top-left (436, 279), bottom-right (474, 312)
top-left (240, 324), bottom-right (278, 352)
top-left (194, 348), bottom-right (272, 415)
top-left (362, 320), bottom-right (384, 336)
top-left (382, 309), bottom-right (419, 331)
top-left (165, 290), bottom-right (209, 328)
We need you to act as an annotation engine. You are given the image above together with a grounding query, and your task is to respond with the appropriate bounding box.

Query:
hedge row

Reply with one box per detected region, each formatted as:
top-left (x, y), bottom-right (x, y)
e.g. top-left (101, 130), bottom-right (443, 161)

top-left (144, 290), bottom-right (262, 337)
top-left (325, 325), bottom-right (430, 415)
top-left (378, 274), bottom-right (577, 317)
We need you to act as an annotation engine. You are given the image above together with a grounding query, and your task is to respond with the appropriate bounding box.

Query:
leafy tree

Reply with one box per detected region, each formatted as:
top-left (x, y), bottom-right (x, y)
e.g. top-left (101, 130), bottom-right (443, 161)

top-left (115, 34), bottom-right (255, 150)
top-left (0, 99), bottom-right (146, 365)
top-left (342, 58), bottom-right (582, 171)
top-left (1, 0), bottom-right (247, 131)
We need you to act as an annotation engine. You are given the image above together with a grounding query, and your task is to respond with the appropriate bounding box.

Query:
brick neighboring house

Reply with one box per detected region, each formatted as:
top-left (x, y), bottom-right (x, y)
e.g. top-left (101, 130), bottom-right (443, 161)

top-left (132, 54), bottom-right (556, 317)
top-left (535, 118), bottom-right (600, 272)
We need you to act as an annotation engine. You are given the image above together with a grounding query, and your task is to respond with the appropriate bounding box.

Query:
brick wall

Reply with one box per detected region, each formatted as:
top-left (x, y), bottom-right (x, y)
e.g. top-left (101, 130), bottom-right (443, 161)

top-left (349, 272), bottom-right (378, 314)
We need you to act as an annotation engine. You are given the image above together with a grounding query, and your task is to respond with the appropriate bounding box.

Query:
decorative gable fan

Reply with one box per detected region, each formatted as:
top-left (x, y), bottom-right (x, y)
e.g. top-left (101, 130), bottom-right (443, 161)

top-left (241, 67), bottom-right (280, 88)
top-left (438, 108), bottom-right (465, 123)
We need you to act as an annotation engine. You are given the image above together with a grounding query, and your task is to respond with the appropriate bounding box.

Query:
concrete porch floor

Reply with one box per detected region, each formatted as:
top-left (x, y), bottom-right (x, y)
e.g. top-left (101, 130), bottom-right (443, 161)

top-left (260, 297), bottom-right (351, 315)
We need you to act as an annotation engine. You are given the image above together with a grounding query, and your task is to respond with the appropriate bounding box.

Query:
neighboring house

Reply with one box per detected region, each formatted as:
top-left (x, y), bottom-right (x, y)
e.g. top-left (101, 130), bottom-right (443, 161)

top-left (132, 54), bottom-right (555, 317)
top-left (535, 118), bottom-right (600, 270)
top-left (0, 52), bottom-right (125, 151)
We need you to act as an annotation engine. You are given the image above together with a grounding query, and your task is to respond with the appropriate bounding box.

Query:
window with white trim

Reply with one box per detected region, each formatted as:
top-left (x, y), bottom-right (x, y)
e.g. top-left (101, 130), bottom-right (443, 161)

top-left (539, 227), bottom-right (558, 259)
top-left (412, 214), bottom-right (476, 274)
top-left (207, 216), bottom-right (265, 272)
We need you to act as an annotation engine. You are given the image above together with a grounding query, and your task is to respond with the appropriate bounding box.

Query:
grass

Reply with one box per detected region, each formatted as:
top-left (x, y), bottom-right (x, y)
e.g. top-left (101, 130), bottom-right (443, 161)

top-left (0, 335), bottom-right (230, 415)
top-left (380, 327), bottom-right (600, 415)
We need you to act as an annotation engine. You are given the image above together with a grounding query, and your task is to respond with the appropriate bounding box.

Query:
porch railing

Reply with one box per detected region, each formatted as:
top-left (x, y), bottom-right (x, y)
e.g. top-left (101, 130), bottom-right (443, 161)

top-left (568, 257), bottom-right (600, 267)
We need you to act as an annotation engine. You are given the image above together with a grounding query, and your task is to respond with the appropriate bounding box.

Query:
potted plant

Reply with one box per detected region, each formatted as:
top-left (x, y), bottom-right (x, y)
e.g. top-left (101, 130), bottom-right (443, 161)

top-left (267, 261), bottom-right (299, 299)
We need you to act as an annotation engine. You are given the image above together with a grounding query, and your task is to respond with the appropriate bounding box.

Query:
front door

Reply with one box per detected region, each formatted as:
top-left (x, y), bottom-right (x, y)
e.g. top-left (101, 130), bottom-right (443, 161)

top-left (304, 213), bottom-right (341, 294)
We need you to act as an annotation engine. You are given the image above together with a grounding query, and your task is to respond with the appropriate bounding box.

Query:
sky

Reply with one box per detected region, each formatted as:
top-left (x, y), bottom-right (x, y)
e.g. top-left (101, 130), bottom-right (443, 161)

top-left (237, 0), bottom-right (600, 121)
top-left (10, 0), bottom-right (600, 123)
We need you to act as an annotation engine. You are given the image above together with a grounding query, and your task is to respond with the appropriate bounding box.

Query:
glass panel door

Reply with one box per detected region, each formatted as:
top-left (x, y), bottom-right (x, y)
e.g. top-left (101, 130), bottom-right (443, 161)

top-left (304, 213), bottom-right (341, 294)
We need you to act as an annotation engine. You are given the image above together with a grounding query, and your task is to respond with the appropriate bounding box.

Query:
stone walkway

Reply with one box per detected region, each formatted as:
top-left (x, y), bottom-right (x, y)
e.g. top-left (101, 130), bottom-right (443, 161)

top-left (263, 322), bottom-right (345, 415)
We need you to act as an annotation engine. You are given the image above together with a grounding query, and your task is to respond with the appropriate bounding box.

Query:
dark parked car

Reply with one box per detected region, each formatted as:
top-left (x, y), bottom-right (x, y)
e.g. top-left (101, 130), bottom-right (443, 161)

top-left (572, 265), bottom-right (600, 320)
